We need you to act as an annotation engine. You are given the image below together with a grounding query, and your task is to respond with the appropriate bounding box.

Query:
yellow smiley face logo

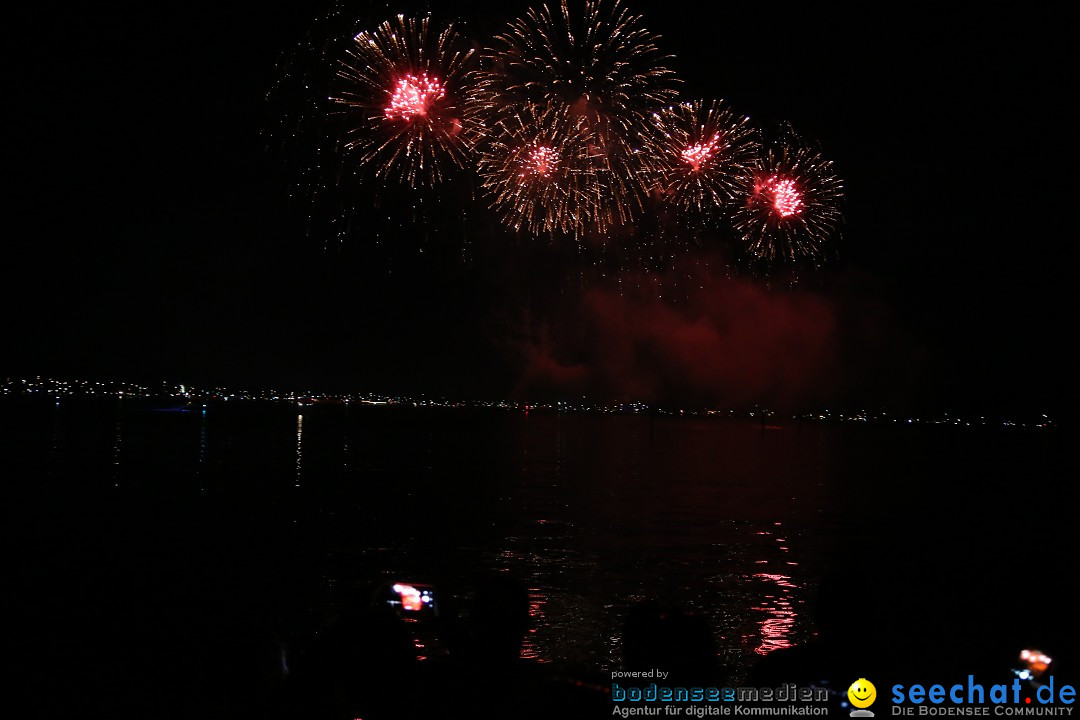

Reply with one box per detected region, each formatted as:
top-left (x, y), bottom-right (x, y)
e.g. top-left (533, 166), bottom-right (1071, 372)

top-left (848, 678), bottom-right (877, 708)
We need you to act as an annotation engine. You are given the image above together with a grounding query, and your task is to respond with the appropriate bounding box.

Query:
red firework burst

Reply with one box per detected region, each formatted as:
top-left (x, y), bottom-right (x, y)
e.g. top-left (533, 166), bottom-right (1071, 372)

top-left (734, 131), bottom-right (843, 261)
top-left (471, 0), bottom-right (679, 235)
top-left (384, 73), bottom-right (446, 120)
top-left (755, 176), bottom-right (804, 218)
top-left (524, 145), bottom-right (560, 177)
top-left (647, 99), bottom-right (759, 214)
top-left (477, 103), bottom-right (595, 236)
top-left (681, 134), bottom-right (720, 172)
top-left (332, 15), bottom-right (476, 186)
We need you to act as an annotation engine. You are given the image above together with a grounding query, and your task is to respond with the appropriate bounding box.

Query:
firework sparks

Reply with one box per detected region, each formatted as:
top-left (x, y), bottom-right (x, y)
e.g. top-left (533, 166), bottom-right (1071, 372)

top-left (272, 3), bottom-right (848, 270)
top-left (734, 131), bottom-right (843, 261)
top-left (526, 146), bottom-right (560, 177)
top-left (477, 103), bottom-right (597, 236)
top-left (765, 177), bottom-right (803, 217)
top-left (647, 99), bottom-right (759, 215)
top-left (384, 73), bottom-right (446, 121)
top-left (472, 0), bottom-right (679, 236)
top-left (333, 15), bottom-right (476, 186)
top-left (682, 135), bottom-right (719, 172)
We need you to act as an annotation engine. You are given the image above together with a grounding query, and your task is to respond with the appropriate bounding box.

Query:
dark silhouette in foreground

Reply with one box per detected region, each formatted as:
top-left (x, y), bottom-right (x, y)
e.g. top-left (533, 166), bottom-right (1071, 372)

top-left (623, 601), bottom-right (725, 687)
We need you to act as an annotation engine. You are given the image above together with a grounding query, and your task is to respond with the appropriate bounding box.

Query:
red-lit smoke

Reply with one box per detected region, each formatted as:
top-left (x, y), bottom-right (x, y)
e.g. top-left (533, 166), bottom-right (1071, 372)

top-left (513, 272), bottom-right (839, 407)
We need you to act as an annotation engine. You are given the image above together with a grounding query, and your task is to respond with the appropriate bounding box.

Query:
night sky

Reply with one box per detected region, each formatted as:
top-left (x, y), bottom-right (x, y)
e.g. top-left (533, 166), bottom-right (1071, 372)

top-left (4, 1), bottom-right (1073, 414)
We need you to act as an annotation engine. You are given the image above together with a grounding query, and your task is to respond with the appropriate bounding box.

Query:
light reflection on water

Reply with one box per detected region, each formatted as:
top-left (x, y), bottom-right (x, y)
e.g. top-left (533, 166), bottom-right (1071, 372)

top-left (111, 409), bottom-right (123, 487)
top-left (295, 413), bottom-right (303, 486)
top-left (521, 586), bottom-right (548, 662)
top-left (747, 526), bottom-right (801, 655)
top-left (196, 408), bottom-right (208, 490)
top-left (11, 401), bottom-right (841, 680)
top-left (8, 397), bottom-right (1072, 692)
top-left (749, 572), bottom-right (799, 655)
top-left (48, 401), bottom-right (64, 478)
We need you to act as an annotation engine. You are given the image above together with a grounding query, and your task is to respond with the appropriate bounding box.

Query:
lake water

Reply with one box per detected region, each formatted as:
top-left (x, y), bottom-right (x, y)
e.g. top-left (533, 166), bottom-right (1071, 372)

top-left (6, 396), bottom-right (1074, 714)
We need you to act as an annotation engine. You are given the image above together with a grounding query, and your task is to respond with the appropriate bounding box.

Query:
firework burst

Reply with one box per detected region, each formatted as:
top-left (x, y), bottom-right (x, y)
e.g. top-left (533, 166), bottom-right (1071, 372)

top-left (648, 100), bottom-right (759, 214)
top-left (476, 104), bottom-right (598, 236)
top-left (333, 15), bottom-right (476, 186)
top-left (272, 3), bottom-right (849, 271)
top-left (472, 0), bottom-right (679, 235)
top-left (733, 132), bottom-right (843, 261)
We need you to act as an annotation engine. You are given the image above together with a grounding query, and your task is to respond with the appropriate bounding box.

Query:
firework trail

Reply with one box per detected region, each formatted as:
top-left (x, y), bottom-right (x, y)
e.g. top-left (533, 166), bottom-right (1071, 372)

top-left (733, 130), bottom-right (843, 262)
top-left (647, 99), bottom-right (759, 215)
top-left (268, 2), bottom-right (846, 273)
top-left (476, 103), bottom-right (600, 236)
top-left (333, 14), bottom-right (476, 186)
top-left (472, 0), bottom-right (679, 236)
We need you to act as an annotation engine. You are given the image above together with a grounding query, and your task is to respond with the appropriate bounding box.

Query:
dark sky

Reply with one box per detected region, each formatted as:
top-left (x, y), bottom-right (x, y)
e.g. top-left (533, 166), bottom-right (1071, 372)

top-left (4, 1), bottom-right (1073, 414)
